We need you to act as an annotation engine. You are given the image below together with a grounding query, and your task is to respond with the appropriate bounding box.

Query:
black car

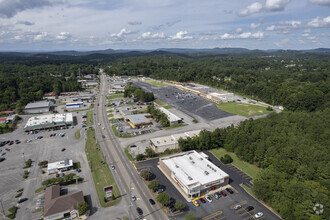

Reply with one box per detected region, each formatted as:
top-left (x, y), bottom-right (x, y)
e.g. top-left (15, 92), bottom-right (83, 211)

top-left (246, 206), bottom-right (254, 212)
top-left (61, 148), bottom-right (66, 152)
top-left (226, 188), bottom-right (234, 194)
top-left (0, 158), bottom-right (5, 162)
top-left (149, 199), bottom-right (155, 205)
top-left (136, 207), bottom-right (143, 215)
top-left (17, 198), bottom-right (28, 203)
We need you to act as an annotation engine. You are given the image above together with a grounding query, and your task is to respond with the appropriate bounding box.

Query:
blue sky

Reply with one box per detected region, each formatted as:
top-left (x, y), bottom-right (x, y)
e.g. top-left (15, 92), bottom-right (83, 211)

top-left (0, 0), bottom-right (329, 51)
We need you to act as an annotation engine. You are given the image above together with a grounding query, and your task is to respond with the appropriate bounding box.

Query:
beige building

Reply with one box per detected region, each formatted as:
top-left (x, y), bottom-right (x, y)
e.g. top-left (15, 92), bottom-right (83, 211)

top-left (159, 150), bottom-right (229, 198)
top-left (150, 130), bottom-right (201, 153)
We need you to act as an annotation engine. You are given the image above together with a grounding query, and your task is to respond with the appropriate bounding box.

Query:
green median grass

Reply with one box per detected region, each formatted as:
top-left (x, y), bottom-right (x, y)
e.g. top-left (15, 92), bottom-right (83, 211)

top-left (154, 99), bottom-right (166, 106)
top-left (85, 129), bottom-right (120, 207)
top-left (210, 148), bottom-right (260, 180)
top-left (108, 93), bottom-right (124, 99)
top-left (146, 80), bottom-right (168, 87)
top-left (216, 102), bottom-right (270, 117)
top-left (125, 146), bottom-right (134, 161)
top-left (86, 111), bottom-right (93, 126)
top-left (74, 129), bottom-right (81, 139)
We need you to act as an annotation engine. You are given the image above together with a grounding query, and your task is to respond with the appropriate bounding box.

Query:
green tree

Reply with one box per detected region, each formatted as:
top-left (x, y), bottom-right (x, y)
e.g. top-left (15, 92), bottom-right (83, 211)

top-left (145, 148), bottom-right (156, 157)
top-left (136, 154), bottom-right (145, 161)
top-left (220, 154), bottom-right (233, 164)
top-left (148, 180), bottom-right (160, 191)
top-left (174, 201), bottom-right (186, 211)
top-left (140, 169), bottom-right (152, 180)
top-left (77, 201), bottom-right (89, 215)
top-left (185, 213), bottom-right (197, 220)
top-left (156, 192), bottom-right (170, 205)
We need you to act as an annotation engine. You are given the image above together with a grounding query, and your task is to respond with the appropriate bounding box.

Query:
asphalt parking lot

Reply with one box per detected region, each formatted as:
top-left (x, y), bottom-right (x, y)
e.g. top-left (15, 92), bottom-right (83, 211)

top-left (133, 80), bottom-right (233, 122)
top-left (135, 154), bottom-right (281, 220)
top-left (0, 112), bottom-right (97, 220)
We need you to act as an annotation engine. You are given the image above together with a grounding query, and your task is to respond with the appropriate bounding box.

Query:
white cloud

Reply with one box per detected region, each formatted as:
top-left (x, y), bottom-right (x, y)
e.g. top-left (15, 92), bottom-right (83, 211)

top-left (238, 2), bottom-right (263, 16)
top-left (34, 32), bottom-right (48, 41)
top-left (56, 32), bottom-right (71, 40)
top-left (220, 31), bottom-right (264, 39)
top-left (266, 25), bottom-right (276, 31)
top-left (309, 0), bottom-right (330, 7)
top-left (141, 32), bottom-right (165, 39)
top-left (264, 0), bottom-right (290, 11)
top-left (307, 16), bottom-right (330, 28)
top-left (170, 31), bottom-right (193, 40)
top-left (128, 21), bottom-right (142, 26)
top-left (250, 22), bottom-right (261, 29)
top-left (275, 38), bottom-right (289, 47)
top-left (265, 20), bottom-right (302, 33)
top-left (238, 0), bottom-right (290, 16)
top-left (236, 28), bottom-right (243, 33)
top-left (110, 28), bottom-right (132, 38)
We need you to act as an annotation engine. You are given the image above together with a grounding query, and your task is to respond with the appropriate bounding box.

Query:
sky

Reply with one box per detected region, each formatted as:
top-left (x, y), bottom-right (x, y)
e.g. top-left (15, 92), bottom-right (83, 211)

top-left (0, 0), bottom-right (329, 51)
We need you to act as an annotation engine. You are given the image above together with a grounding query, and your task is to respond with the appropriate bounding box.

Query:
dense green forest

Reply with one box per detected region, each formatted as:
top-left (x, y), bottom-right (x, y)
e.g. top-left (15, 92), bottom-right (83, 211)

top-left (124, 83), bottom-right (155, 102)
top-left (178, 111), bottom-right (329, 220)
top-left (0, 62), bottom-right (98, 112)
top-left (103, 54), bottom-right (329, 112)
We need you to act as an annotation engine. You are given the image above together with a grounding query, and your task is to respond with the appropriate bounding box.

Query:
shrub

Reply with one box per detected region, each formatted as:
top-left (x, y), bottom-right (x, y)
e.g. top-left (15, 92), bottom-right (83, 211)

top-left (174, 201), bottom-right (186, 211)
top-left (140, 169), bottom-right (152, 180)
top-left (156, 192), bottom-right (170, 205)
top-left (145, 148), bottom-right (156, 158)
top-left (77, 201), bottom-right (89, 215)
top-left (38, 160), bottom-right (48, 167)
top-left (24, 159), bottom-right (32, 168)
top-left (136, 154), bottom-right (145, 161)
top-left (148, 180), bottom-right (160, 191)
top-left (185, 213), bottom-right (197, 220)
top-left (220, 154), bottom-right (233, 164)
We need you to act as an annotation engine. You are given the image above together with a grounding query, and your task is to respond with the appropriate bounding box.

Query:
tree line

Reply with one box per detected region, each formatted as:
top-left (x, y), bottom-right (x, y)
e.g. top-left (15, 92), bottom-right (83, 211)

top-left (124, 83), bottom-right (155, 102)
top-left (147, 105), bottom-right (170, 127)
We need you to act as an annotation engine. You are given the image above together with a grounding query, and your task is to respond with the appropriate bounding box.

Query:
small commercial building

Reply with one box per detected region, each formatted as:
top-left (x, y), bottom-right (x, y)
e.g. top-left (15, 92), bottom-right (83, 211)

top-left (124, 113), bottom-right (152, 128)
top-left (44, 185), bottom-right (84, 220)
top-left (158, 107), bottom-right (182, 125)
top-left (24, 113), bottom-right (73, 131)
top-left (66, 102), bottom-right (84, 109)
top-left (159, 150), bottom-right (229, 198)
top-left (24, 101), bottom-right (50, 114)
top-left (150, 130), bottom-right (201, 153)
top-left (47, 159), bottom-right (73, 174)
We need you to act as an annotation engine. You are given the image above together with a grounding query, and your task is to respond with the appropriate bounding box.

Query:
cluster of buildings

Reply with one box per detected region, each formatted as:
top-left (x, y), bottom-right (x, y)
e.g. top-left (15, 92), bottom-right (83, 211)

top-left (124, 113), bottom-right (152, 128)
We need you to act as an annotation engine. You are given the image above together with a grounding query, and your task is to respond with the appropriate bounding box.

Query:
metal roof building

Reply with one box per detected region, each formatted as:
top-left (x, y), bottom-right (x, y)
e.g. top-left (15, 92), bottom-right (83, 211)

top-left (150, 130), bottom-right (201, 153)
top-left (24, 101), bottom-right (50, 114)
top-left (24, 113), bottom-right (73, 131)
top-left (159, 150), bottom-right (229, 198)
top-left (158, 107), bottom-right (182, 125)
top-left (124, 113), bottom-right (152, 128)
top-left (47, 159), bottom-right (73, 174)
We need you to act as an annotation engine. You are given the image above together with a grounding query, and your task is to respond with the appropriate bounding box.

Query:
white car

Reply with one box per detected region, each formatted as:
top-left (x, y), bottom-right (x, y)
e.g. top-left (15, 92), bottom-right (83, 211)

top-left (205, 195), bottom-right (212, 203)
top-left (254, 212), bottom-right (264, 219)
top-left (131, 195), bottom-right (136, 201)
top-left (234, 204), bottom-right (242, 210)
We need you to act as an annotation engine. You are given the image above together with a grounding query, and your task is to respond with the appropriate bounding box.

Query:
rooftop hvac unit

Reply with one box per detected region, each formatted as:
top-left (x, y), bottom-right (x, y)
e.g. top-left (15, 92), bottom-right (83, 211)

top-left (175, 165), bottom-right (179, 168)
top-left (200, 157), bottom-right (203, 160)
top-left (189, 156), bottom-right (193, 160)
top-left (188, 176), bottom-right (193, 180)
top-left (191, 161), bottom-right (195, 164)
top-left (204, 171), bottom-right (209, 175)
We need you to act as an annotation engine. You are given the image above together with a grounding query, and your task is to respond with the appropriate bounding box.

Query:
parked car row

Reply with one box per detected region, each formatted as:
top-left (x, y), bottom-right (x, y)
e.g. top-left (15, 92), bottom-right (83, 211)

top-left (192, 187), bottom-right (235, 207)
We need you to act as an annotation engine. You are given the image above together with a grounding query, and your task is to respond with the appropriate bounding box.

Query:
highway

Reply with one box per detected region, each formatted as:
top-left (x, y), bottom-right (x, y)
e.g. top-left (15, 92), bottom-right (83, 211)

top-left (94, 71), bottom-right (168, 220)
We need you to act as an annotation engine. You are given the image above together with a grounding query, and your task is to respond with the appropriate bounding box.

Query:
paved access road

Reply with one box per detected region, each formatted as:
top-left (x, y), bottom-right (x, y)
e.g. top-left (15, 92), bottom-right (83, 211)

top-left (92, 71), bottom-right (168, 220)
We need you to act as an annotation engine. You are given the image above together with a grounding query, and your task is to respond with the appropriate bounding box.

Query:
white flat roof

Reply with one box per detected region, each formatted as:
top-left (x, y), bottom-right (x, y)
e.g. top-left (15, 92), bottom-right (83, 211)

top-left (151, 130), bottom-right (201, 147)
top-left (48, 159), bottom-right (73, 171)
top-left (161, 150), bottom-right (229, 187)
top-left (24, 113), bottom-right (73, 129)
top-left (125, 113), bottom-right (151, 125)
top-left (25, 101), bottom-right (50, 109)
top-left (159, 107), bottom-right (181, 122)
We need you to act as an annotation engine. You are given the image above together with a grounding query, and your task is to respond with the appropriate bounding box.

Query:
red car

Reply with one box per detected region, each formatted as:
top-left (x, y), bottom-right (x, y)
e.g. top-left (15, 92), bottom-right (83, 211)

top-left (199, 198), bottom-right (206, 203)
top-left (220, 191), bottom-right (227, 197)
top-left (8, 141), bottom-right (14, 146)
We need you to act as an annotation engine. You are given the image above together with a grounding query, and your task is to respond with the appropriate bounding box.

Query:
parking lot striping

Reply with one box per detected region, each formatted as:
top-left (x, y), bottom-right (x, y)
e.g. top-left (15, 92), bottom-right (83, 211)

top-left (230, 200), bottom-right (247, 209)
top-left (202, 210), bottom-right (223, 220)
top-left (239, 211), bottom-right (250, 216)
top-left (218, 216), bottom-right (227, 220)
top-left (244, 215), bottom-right (254, 220)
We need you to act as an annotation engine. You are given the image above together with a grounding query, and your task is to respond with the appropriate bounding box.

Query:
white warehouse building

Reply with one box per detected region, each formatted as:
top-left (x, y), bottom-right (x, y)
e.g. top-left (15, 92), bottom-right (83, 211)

top-left (159, 150), bottom-right (229, 198)
top-left (158, 107), bottom-right (182, 125)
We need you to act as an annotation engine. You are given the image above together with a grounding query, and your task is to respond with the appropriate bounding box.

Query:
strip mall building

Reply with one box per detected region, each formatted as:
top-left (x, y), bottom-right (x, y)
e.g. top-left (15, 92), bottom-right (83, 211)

top-left (159, 150), bottom-right (229, 198)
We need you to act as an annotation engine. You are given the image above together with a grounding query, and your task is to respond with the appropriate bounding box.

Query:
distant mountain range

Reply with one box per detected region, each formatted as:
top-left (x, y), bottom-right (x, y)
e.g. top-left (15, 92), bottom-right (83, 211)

top-left (0, 47), bottom-right (329, 60)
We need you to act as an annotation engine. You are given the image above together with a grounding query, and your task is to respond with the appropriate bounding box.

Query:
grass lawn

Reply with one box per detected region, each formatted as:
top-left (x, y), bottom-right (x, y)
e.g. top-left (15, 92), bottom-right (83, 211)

top-left (73, 162), bottom-right (81, 169)
top-left (86, 111), bottom-right (93, 126)
top-left (146, 80), bottom-right (168, 87)
top-left (164, 123), bottom-right (187, 130)
top-left (108, 93), bottom-right (124, 100)
top-left (216, 102), bottom-right (270, 117)
top-left (163, 105), bottom-right (173, 109)
top-left (125, 146), bottom-right (134, 161)
top-left (210, 148), bottom-right (260, 180)
top-left (85, 129), bottom-right (120, 207)
top-left (74, 129), bottom-right (81, 139)
top-left (111, 125), bottom-right (132, 138)
top-left (154, 99), bottom-right (166, 106)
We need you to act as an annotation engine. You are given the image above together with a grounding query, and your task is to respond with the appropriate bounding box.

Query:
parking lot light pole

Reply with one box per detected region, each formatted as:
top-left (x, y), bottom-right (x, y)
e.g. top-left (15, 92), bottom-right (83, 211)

top-left (22, 153), bottom-right (25, 163)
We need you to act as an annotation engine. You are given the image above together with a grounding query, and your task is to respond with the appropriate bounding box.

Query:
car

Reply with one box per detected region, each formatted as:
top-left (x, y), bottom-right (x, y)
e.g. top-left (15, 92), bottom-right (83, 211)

top-left (156, 188), bottom-right (164, 194)
top-left (246, 206), bottom-right (254, 212)
top-left (136, 207), bottom-right (143, 215)
top-left (226, 188), bottom-right (234, 194)
top-left (199, 198), bottom-right (206, 203)
top-left (213, 192), bottom-right (221, 200)
top-left (76, 169), bottom-right (81, 172)
top-left (27, 139), bottom-right (32, 143)
top-left (192, 200), bottom-right (200, 207)
top-left (149, 199), bottom-right (155, 205)
top-left (205, 195), bottom-right (212, 203)
top-left (130, 144), bottom-right (136, 148)
top-left (220, 191), bottom-right (227, 197)
top-left (234, 204), bottom-right (242, 210)
top-left (111, 165), bottom-right (115, 170)
top-left (254, 212), bottom-right (264, 219)
top-left (131, 195), bottom-right (136, 201)
top-left (17, 198), bottom-right (28, 204)
top-left (61, 148), bottom-right (66, 152)
top-left (8, 141), bottom-right (13, 146)
top-left (0, 158), bottom-right (5, 162)
top-left (5, 148), bottom-right (10, 151)
top-left (56, 173), bottom-right (60, 177)
top-left (0, 153), bottom-right (6, 156)
top-left (170, 207), bottom-right (177, 213)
